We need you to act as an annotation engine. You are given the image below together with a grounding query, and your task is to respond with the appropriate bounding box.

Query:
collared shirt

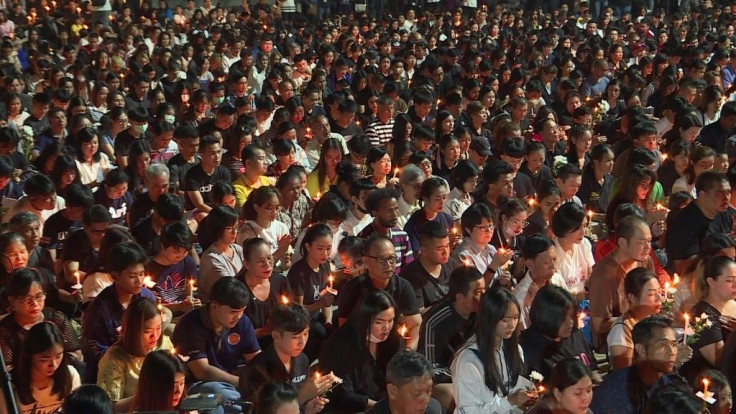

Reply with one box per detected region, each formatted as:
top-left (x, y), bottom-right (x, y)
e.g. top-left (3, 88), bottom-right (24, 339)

top-left (82, 285), bottom-right (156, 383)
top-left (514, 272), bottom-right (568, 330)
top-left (449, 237), bottom-right (500, 277)
top-left (232, 174), bottom-right (275, 208)
top-left (276, 193), bottom-right (310, 237)
top-left (397, 195), bottom-right (420, 230)
top-left (358, 224), bottom-right (414, 275)
top-left (172, 304), bottom-right (260, 375)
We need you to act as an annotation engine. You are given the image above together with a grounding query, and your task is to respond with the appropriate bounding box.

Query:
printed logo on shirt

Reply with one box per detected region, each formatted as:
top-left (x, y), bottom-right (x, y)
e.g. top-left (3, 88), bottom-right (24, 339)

top-left (227, 333), bottom-right (241, 346)
top-left (109, 204), bottom-right (127, 220)
top-left (312, 284), bottom-right (321, 301)
top-left (200, 184), bottom-right (214, 193)
top-left (292, 374), bottom-right (306, 384)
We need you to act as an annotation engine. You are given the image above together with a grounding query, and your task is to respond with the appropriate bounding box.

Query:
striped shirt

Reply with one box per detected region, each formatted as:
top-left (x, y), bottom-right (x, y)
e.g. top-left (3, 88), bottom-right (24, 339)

top-left (358, 223), bottom-right (414, 274)
top-left (418, 299), bottom-right (474, 368)
top-left (364, 118), bottom-right (395, 147)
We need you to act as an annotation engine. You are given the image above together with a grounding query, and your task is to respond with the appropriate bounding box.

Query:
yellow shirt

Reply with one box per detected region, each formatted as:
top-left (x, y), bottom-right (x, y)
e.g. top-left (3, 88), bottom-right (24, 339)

top-left (306, 169), bottom-right (337, 197)
top-left (232, 175), bottom-right (274, 207)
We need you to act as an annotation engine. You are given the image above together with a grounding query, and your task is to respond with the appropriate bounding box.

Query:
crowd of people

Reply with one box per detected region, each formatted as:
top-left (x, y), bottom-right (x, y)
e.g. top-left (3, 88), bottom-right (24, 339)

top-left (1, 0), bottom-right (736, 413)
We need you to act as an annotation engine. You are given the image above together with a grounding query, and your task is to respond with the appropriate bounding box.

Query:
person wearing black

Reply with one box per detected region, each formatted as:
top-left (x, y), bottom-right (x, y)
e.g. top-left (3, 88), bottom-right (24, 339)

top-left (370, 351), bottom-right (443, 414)
top-left (697, 101), bottom-right (736, 153)
top-left (113, 107), bottom-right (150, 169)
top-left (61, 204), bottom-right (112, 279)
top-left (417, 266), bottom-right (484, 413)
top-left (337, 235), bottom-right (421, 349)
top-left (131, 193), bottom-right (184, 257)
top-left (400, 221), bottom-right (451, 311)
top-left (41, 183), bottom-right (93, 262)
top-left (93, 168), bottom-right (134, 227)
top-left (167, 125), bottom-right (200, 193)
top-left (198, 103), bottom-right (237, 146)
top-left (239, 303), bottom-right (335, 412)
top-left (184, 134), bottom-right (231, 212)
top-left (129, 164), bottom-right (170, 228)
top-left (666, 171), bottom-right (731, 274)
top-left (520, 285), bottom-right (597, 380)
top-left (320, 290), bottom-right (405, 414)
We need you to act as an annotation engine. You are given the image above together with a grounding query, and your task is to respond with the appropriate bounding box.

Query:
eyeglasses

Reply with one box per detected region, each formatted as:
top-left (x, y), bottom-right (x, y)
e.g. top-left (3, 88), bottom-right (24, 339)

top-left (474, 224), bottom-right (494, 232)
top-left (365, 255), bottom-right (397, 265)
top-left (509, 218), bottom-right (529, 228)
top-left (14, 292), bottom-right (45, 306)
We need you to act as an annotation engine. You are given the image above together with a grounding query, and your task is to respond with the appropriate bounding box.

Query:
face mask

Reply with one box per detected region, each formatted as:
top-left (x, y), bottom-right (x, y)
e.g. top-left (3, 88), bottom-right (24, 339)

top-left (164, 115), bottom-right (176, 124)
top-left (213, 96), bottom-right (224, 106)
top-left (368, 333), bottom-right (387, 343)
top-left (505, 224), bottom-right (522, 238)
top-left (134, 123), bottom-right (148, 134)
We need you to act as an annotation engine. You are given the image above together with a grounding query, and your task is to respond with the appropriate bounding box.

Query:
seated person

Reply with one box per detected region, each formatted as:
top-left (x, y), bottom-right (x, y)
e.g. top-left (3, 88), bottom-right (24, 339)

top-left (93, 168), bottom-right (134, 227)
top-left (172, 277), bottom-right (261, 413)
top-left (41, 183), bottom-right (94, 262)
top-left (404, 177), bottom-right (454, 253)
top-left (590, 315), bottom-right (686, 414)
top-left (320, 290), bottom-right (405, 414)
top-left (81, 227), bottom-right (135, 305)
top-left (1, 173), bottom-right (65, 231)
top-left (82, 242), bottom-right (156, 383)
top-left (370, 350), bottom-right (442, 414)
top-left (239, 303), bottom-right (335, 411)
top-left (417, 266), bottom-right (485, 412)
top-left (199, 205), bottom-right (244, 303)
top-left (337, 235), bottom-right (421, 349)
top-left (129, 163), bottom-right (171, 227)
top-left (520, 285), bottom-right (597, 379)
top-left (132, 193), bottom-right (184, 257)
top-left (336, 236), bottom-right (365, 283)
top-left (0, 155), bottom-right (23, 203)
top-left (0, 268), bottom-right (81, 372)
top-left (129, 350), bottom-right (189, 413)
top-left (61, 205), bottom-right (112, 284)
top-left (184, 134), bottom-right (231, 213)
top-left (97, 297), bottom-right (172, 412)
top-left (146, 221), bottom-right (201, 314)
top-left (526, 358), bottom-right (594, 414)
top-left (400, 221), bottom-right (451, 311)
top-left (0, 127), bottom-right (29, 176)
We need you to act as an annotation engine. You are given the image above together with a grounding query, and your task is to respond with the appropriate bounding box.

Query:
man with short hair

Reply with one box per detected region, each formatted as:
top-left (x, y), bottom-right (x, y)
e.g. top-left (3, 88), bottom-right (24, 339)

top-left (338, 235), bottom-right (422, 349)
top-left (168, 125), bottom-right (201, 193)
top-left (132, 193), bottom-right (184, 257)
top-left (698, 101), bottom-right (736, 152)
top-left (666, 171), bottom-right (732, 274)
top-left (343, 178), bottom-right (377, 236)
top-left (173, 277), bottom-right (261, 413)
top-left (359, 188), bottom-right (414, 274)
top-left (370, 351), bottom-right (442, 414)
top-left (365, 96), bottom-right (396, 148)
top-left (42, 183), bottom-right (94, 262)
top-left (479, 160), bottom-right (514, 223)
top-left (401, 222), bottom-right (451, 311)
top-left (232, 144), bottom-right (272, 207)
top-left (580, 58), bottom-right (610, 98)
top-left (184, 135), bottom-right (232, 212)
top-left (124, 74), bottom-right (152, 113)
top-left (147, 221), bottom-right (200, 312)
top-left (590, 316), bottom-right (684, 414)
top-left (129, 164), bottom-right (170, 227)
top-left (589, 215), bottom-right (660, 348)
top-left (148, 119), bottom-right (178, 164)
top-left (3, 173), bottom-right (66, 230)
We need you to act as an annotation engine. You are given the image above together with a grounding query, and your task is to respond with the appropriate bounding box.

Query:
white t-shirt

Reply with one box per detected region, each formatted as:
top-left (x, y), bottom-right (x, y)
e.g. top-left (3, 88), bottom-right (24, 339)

top-left (553, 237), bottom-right (595, 295)
top-left (607, 315), bottom-right (635, 358)
top-left (0, 365), bottom-right (82, 414)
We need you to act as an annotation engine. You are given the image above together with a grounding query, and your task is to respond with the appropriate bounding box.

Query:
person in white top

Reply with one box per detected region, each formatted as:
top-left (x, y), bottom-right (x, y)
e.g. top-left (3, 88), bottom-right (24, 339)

top-left (199, 206), bottom-right (244, 303)
top-left (452, 287), bottom-right (532, 414)
top-left (342, 178), bottom-right (376, 236)
top-left (237, 186), bottom-right (292, 272)
top-left (551, 202), bottom-right (595, 299)
top-left (444, 160), bottom-right (478, 221)
top-left (514, 234), bottom-right (569, 330)
top-left (672, 146), bottom-right (716, 199)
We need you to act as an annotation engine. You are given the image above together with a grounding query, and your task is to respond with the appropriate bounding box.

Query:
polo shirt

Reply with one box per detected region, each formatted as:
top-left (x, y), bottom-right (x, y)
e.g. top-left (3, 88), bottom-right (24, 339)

top-left (232, 174), bottom-right (274, 208)
top-left (337, 274), bottom-right (419, 321)
top-left (81, 284), bottom-right (156, 383)
top-left (172, 304), bottom-right (260, 375)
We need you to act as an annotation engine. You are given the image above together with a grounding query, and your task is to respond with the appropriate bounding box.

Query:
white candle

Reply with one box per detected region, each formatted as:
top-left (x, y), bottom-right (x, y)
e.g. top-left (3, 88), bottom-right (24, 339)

top-left (684, 313), bottom-right (690, 344)
top-left (189, 279), bottom-right (195, 303)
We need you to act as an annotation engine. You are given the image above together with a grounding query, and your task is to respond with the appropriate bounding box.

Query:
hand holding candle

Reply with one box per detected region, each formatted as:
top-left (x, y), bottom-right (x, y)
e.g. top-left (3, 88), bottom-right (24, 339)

top-left (72, 271), bottom-right (82, 290)
top-left (398, 324), bottom-right (408, 339)
top-left (189, 279), bottom-right (195, 303)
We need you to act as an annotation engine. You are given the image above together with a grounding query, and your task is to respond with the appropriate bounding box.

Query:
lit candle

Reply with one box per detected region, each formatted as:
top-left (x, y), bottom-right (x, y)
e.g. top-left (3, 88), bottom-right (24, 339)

top-left (74, 271), bottom-right (80, 286)
top-left (158, 303), bottom-right (163, 313)
top-left (393, 167), bottom-right (400, 179)
top-left (703, 378), bottom-right (710, 397)
top-left (76, 6), bottom-right (81, 14)
top-left (143, 276), bottom-right (156, 288)
top-left (356, 120), bottom-right (361, 127)
top-left (171, 347), bottom-right (177, 356)
top-left (452, 225), bottom-right (458, 236)
top-left (189, 279), bottom-right (195, 303)
top-left (683, 313), bottom-right (690, 344)
top-left (587, 210), bottom-right (594, 229)
top-left (462, 257), bottom-right (472, 267)
top-left (398, 324), bottom-right (408, 339)
top-left (263, 24), bottom-right (268, 30)
top-left (281, 295), bottom-right (289, 305)
top-left (305, 126), bottom-right (312, 138)
top-left (537, 385), bottom-right (545, 394)
top-left (328, 274), bottom-right (334, 290)
top-left (664, 282), bottom-right (670, 301)
top-left (72, 271), bottom-right (82, 290)
top-left (436, 99), bottom-right (442, 106)
top-left (314, 371), bottom-right (321, 379)
top-left (314, 191), bottom-right (321, 202)
top-left (527, 198), bottom-right (536, 207)
top-left (661, 153), bottom-right (668, 161)
top-left (673, 273), bottom-right (680, 286)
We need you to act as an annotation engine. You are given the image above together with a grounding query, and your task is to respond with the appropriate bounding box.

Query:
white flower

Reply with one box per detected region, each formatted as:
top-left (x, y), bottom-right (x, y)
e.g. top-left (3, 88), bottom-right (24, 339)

top-left (598, 100), bottom-right (610, 113)
top-left (700, 313), bottom-right (708, 320)
top-left (706, 319), bottom-right (713, 328)
top-left (695, 317), bottom-right (701, 323)
top-left (529, 371), bottom-right (544, 382)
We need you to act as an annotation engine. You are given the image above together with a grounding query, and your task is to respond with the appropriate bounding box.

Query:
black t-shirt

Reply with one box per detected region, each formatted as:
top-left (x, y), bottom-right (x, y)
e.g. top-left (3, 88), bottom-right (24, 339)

top-left (369, 397), bottom-right (442, 414)
top-left (132, 216), bottom-right (161, 257)
top-left (8, 152), bottom-right (28, 171)
top-left (40, 211), bottom-right (81, 252)
top-left (417, 299), bottom-right (475, 370)
top-left (167, 154), bottom-right (200, 191)
top-left (337, 274), bottom-right (419, 320)
top-left (129, 192), bottom-right (156, 228)
top-left (665, 202), bottom-right (713, 262)
top-left (679, 301), bottom-right (725, 383)
top-left (198, 119), bottom-right (232, 145)
top-left (518, 163), bottom-right (554, 194)
top-left (520, 327), bottom-right (597, 379)
top-left (708, 206), bottom-right (736, 236)
top-left (94, 189), bottom-right (134, 227)
top-left (400, 260), bottom-right (450, 309)
top-left (61, 229), bottom-right (97, 274)
top-left (287, 259), bottom-right (329, 310)
top-left (113, 129), bottom-right (148, 158)
top-left (512, 172), bottom-right (536, 200)
top-left (657, 160), bottom-right (681, 197)
top-left (239, 344), bottom-right (310, 401)
top-left (240, 273), bottom-right (292, 333)
top-left (183, 164), bottom-right (231, 209)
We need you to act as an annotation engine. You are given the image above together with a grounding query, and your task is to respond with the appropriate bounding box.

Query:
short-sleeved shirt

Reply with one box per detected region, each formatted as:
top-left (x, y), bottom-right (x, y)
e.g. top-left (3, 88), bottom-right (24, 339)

top-left (553, 237), bottom-right (595, 295)
top-left (94, 189), bottom-right (134, 227)
top-left (184, 164), bottom-right (232, 209)
top-left (678, 301), bottom-right (725, 383)
top-left (40, 211), bottom-right (80, 252)
top-left (146, 256), bottom-right (198, 304)
top-left (81, 285), bottom-right (157, 383)
top-left (287, 259), bottom-right (329, 310)
top-left (665, 202), bottom-right (713, 262)
top-left (357, 224), bottom-right (414, 275)
top-left (113, 130), bottom-right (148, 158)
top-left (400, 260), bottom-right (451, 309)
top-left (239, 343), bottom-right (309, 400)
top-left (129, 192), bottom-right (156, 228)
top-left (337, 274), bottom-right (420, 320)
top-left (61, 228), bottom-right (98, 274)
top-left (241, 274), bottom-right (292, 334)
top-left (132, 216), bottom-right (162, 257)
top-left (172, 304), bottom-right (261, 374)
top-left (167, 154), bottom-right (200, 191)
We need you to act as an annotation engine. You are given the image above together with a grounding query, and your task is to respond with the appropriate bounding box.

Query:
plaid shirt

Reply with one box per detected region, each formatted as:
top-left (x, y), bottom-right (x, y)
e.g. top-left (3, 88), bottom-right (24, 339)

top-left (358, 223), bottom-right (414, 274)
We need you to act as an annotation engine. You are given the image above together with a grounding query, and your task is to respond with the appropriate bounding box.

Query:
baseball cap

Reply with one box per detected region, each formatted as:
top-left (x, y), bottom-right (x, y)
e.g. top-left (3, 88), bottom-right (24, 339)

top-left (470, 137), bottom-right (492, 156)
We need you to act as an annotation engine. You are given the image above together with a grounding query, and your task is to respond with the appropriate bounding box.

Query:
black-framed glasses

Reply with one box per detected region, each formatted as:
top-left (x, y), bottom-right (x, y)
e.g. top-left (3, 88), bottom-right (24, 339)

top-left (365, 255), bottom-right (397, 265)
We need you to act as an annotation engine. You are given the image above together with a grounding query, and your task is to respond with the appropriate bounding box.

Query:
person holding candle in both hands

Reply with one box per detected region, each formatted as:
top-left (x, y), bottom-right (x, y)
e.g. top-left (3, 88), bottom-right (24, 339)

top-left (526, 358), bottom-right (594, 414)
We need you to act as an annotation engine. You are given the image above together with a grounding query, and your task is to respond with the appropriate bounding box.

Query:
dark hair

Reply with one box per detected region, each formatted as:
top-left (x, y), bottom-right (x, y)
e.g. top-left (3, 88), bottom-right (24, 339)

top-left (460, 203), bottom-right (495, 237)
top-left (420, 176), bottom-right (449, 202)
top-left (644, 384), bottom-right (704, 414)
top-left (551, 202), bottom-right (585, 237)
top-left (16, 322), bottom-right (74, 405)
top-left (242, 186), bottom-right (280, 221)
top-left (211, 181), bottom-right (235, 204)
top-left (23, 173), bottom-right (56, 197)
top-left (616, 215), bottom-right (649, 244)
top-left (299, 223), bottom-right (333, 258)
top-left (160, 221), bottom-right (193, 251)
top-left (692, 370), bottom-right (729, 412)
top-left (451, 159), bottom-right (480, 190)
top-left (418, 221), bottom-right (448, 247)
top-left (256, 382), bottom-right (299, 414)
top-left (103, 167), bottom-right (129, 188)
top-left (624, 267), bottom-right (657, 301)
top-left (352, 290), bottom-right (396, 343)
top-left (315, 138), bottom-right (344, 188)
top-left (548, 358), bottom-right (592, 394)
top-left (310, 193), bottom-right (348, 223)
top-left (530, 283), bottom-right (578, 339)
top-left (5, 267), bottom-right (44, 298)
top-left (271, 303), bottom-right (310, 333)
top-left (108, 242), bottom-right (148, 274)
top-left (63, 384), bottom-right (114, 414)
top-left (365, 188), bottom-right (398, 213)
top-left (210, 277), bottom-right (249, 309)
top-left (64, 183), bottom-right (94, 208)
top-left (632, 315), bottom-right (672, 348)
top-left (206, 205), bottom-right (239, 243)
top-left (448, 266), bottom-right (484, 300)
top-left (695, 168), bottom-right (727, 195)
top-left (132, 350), bottom-right (187, 411)
top-left (473, 287), bottom-right (523, 396)
top-left (155, 193), bottom-right (184, 222)
top-left (703, 256), bottom-right (736, 295)
top-left (121, 297), bottom-right (161, 356)
top-left (83, 204), bottom-right (113, 226)
top-left (522, 234), bottom-right (554, 259)
top-left (74, 127), bottom-right (102, 162)
top-left (386, 351), bottom-right (433, 387)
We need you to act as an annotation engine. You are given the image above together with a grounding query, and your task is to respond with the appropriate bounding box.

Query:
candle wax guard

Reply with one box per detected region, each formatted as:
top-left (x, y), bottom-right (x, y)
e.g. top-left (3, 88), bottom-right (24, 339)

top-left (71, 283), bottom-right (83, 290)
top-left (696, 391), bottom-right (716, 405)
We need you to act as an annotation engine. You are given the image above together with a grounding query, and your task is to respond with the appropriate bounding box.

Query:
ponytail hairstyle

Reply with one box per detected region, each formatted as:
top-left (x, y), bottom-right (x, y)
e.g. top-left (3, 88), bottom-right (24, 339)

top-left (299, 223), bottom-right (333, 258)
top-left (242, 185), bottom-right (281, 221)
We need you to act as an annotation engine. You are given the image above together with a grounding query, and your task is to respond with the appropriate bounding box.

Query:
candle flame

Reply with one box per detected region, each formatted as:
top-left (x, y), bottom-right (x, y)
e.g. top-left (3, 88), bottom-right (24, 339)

top-left (190, 279), bottom-right (195, 286)
top-left (587, 210), bottom-right (594, 217)
top-left (661, 153), bottom-right (668, 161)
top-left (528, 198), bottom-right (536, 206)
top-left (399, 324), bottom-right (408, 337)
top-left (314, 371), bottom-right (321, 379)
top-left (328, 275), bottom-right (334, 284)
top-left (171, 347), bottom-right (177, 355)
top-left (703, 378), bottom-right (710, 387)
top-left (665, 282), bottom-right (670, 291)
top-left (157, 303), bottom-right (163, 312)
top-left (315, 191), bottom-right (321, 200)
top-left (538, 385), bottom-right (545, 393)
top-left (281, 295), bottom-right (289, 305)
top-left (673, 273), bottom-right (680, 286)
top-left (684, 313), bottom-right (690, 322)
top-left (143, 276), bottom-right (156, 288)
top-left (462, 257), bottom-right (471, 267)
